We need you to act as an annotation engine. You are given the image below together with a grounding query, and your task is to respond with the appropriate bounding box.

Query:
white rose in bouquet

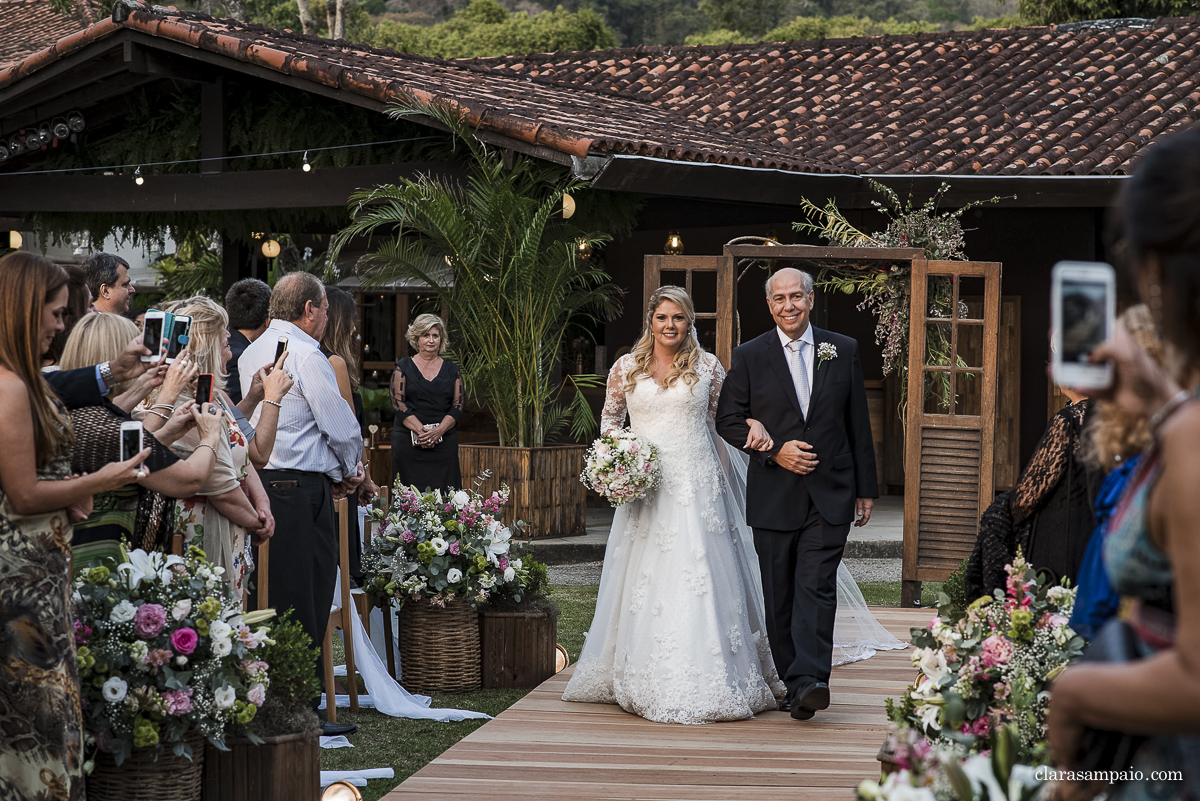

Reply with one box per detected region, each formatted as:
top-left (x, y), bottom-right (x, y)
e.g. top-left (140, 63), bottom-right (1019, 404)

top-left (102, 676), bottom-right (127, 703)
top-left (446, 568), bottom-right (463, 583)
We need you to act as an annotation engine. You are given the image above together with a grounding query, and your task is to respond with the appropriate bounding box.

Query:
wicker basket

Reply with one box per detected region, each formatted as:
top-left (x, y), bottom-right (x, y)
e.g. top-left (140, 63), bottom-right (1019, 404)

top-left (89, 733), bottom-right (205, 801)
top-left (398, 598), bottom-right (481, 693)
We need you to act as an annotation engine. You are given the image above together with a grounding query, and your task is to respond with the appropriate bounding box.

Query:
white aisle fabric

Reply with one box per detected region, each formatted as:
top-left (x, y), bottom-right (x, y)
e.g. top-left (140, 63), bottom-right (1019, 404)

top-left (330, 526), bottom-right (491, 722)
top-left (320, 768), bottom-right (394, 788)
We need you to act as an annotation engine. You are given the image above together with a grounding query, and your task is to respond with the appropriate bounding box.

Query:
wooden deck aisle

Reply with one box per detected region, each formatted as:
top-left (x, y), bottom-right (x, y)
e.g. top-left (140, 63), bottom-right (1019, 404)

top-left (383, 606), bottom-right (930, 801)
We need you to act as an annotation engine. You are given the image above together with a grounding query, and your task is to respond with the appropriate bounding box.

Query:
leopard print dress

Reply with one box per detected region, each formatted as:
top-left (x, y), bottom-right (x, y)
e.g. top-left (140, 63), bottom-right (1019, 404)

top-left (0, 445), bottom-right (83, 801)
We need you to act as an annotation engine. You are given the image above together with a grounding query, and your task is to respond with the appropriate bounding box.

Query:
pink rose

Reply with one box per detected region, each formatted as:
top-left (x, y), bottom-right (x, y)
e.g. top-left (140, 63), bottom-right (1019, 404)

top-left (133, 603), bottom-right (167, 639)
top-left (630, 442), bottom-right (639, 453)
top-left (170, 627), bottom-right (198, 655)
top-left (247, 683), bottom-right (266, 707)
top-left (980, 634), bottom-right (1012, 668)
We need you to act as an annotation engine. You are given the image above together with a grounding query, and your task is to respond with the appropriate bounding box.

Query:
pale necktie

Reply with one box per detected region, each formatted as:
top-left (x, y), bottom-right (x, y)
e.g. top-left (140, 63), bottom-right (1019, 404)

top-left (787, 339), bottom-right (811, 418)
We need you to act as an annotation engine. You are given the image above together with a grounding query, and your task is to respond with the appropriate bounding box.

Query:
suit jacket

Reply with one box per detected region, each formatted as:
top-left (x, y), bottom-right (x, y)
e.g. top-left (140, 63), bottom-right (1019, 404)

top-left (45, 366), bottom-right (105, 410)
top-left (716, 326), bottom-right (878, 528)
top-left (225, 328), bottom-right (252, 405)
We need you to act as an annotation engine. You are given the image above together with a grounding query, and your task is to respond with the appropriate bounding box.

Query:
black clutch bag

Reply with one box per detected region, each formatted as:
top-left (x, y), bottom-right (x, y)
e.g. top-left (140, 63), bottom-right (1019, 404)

top-left (1073, 618), bottom-right (1147, 772)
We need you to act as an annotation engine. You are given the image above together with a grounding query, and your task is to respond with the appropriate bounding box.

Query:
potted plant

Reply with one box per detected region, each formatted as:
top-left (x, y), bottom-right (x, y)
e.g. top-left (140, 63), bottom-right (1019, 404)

top-left (73, 547), bottom-right (274, 801)
top-left (477, 553), bottom-right (561, 689)
top-left (202, 611), bottom-right (323, 801)
top-left (331, 96), bottom-right (621, 538)
top-left (363, 482), bottom-right (532, 693)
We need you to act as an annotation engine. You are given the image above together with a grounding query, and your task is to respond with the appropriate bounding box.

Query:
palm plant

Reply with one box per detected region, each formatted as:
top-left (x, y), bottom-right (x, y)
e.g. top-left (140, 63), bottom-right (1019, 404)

top-left (330, 97), bottom-right (621, 448)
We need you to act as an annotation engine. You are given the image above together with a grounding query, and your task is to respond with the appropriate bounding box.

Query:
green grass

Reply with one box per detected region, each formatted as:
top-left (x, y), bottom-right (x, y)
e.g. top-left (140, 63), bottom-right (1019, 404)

top-left (321, 579), bottom-right (927, 800)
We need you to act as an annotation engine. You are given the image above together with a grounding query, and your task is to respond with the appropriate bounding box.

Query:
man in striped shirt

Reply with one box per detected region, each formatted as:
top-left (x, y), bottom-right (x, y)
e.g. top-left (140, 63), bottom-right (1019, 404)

top-left (240, 272), bottom-right (363, 736)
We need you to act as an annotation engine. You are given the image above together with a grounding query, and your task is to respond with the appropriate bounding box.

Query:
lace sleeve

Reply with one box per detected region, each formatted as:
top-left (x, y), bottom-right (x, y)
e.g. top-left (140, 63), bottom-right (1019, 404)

top-left (706, 353), bottom-right (726, 427)
top-left (448, 374), bottom-right (465, 422)
top-left (600, 356), bottom-right (630, 434)
top-left (390, 365), bottom-right (414, 420)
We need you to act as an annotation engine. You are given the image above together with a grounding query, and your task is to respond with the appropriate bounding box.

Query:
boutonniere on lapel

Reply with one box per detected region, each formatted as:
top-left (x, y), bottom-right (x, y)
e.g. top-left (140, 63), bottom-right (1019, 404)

top-left (816, 342), bottom-right (837, 369)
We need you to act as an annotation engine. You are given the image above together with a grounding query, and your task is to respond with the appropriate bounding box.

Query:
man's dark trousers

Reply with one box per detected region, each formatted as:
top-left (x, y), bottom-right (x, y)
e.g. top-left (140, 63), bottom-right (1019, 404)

top-left (259, 469), bottom-right (336, 695)
top-left (752, 480), bottom-right (851, 689)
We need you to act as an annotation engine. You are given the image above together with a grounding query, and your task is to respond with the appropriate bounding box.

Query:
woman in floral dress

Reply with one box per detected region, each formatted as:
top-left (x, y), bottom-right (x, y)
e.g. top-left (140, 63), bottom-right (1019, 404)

top-left (0, 252), bottom-right (147, 800)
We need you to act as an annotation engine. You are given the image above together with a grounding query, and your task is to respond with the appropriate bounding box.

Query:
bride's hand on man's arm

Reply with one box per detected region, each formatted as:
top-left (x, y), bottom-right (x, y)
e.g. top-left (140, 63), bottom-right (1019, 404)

top-left (744, 418), bottom-right (774, 452)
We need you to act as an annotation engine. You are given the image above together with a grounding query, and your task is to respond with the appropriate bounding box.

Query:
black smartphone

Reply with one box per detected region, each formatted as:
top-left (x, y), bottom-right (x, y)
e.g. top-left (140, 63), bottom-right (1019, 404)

top-left (275, 337), bottom-right (288, 365)
top-left (196, 373), bottom-right (214, 405)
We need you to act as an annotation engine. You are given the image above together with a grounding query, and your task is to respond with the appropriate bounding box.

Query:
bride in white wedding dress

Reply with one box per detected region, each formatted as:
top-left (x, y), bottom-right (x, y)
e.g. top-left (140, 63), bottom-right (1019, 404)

top-left (562, 286), bottom-right (905, 725)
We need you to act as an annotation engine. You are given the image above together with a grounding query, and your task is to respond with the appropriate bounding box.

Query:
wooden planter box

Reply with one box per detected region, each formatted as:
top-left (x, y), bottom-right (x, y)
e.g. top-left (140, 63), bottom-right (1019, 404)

top-left (202, 732), bottom-right (320, 801)
top-left (479, 609), bottom-right (557, 689)
top-left (459, 443), bottom-right (587, 538)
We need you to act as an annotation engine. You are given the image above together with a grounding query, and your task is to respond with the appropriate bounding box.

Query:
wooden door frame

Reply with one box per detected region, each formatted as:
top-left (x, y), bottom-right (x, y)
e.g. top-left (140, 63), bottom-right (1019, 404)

top-left (644, 254), bottom-right (737, 368)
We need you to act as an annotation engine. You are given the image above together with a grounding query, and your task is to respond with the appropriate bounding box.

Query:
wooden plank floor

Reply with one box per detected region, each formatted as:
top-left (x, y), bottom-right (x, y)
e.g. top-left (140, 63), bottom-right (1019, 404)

top-left (383, 607), bottom-right (930, 801)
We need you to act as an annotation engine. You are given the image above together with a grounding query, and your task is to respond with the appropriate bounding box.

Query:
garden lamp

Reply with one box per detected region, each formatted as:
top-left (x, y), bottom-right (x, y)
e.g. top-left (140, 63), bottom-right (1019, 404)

top-left (576, 238), bottom-right (592, 261)
top-left (261, 238), bottom-right (281, 259)
top-left (9, 231), bottom-right (23, 249)
top-left (562, 193), bottom-right (576, 219)
top-left (664, 230), bottom-right (684, 256)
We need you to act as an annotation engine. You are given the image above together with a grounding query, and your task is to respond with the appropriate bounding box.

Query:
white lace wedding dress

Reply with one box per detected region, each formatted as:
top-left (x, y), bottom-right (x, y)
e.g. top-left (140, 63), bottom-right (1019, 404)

top-left (561, 352), bottom-right (906, 725)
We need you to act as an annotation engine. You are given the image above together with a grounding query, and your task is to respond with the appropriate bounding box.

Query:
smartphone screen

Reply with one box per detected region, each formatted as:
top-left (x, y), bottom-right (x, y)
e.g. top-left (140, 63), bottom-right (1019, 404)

top-left (1060, 278), bottom-right (1110, 364)
top-left (165, 316), bottom-right (190, 361)
top-left (121, 425), bottom-right (142, 462)
top-left (275, 337), bottom-right (288, 364)
top-left (142, 315), bottom-right (164, 359)
top-left (196, 374), bottom-right (213, 405)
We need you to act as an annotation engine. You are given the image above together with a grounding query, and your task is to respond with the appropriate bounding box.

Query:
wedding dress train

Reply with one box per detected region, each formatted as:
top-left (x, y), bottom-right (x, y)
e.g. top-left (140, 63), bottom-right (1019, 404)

top-left (561, 352), bottom-right (906, 725)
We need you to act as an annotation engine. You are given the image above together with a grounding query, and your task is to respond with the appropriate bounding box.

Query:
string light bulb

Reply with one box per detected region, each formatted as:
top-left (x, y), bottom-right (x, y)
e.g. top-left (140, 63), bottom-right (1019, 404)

top-left (134, 166), bottom-right (144, 186)
top-left (9, 231), bottom-right (22, 249)
top-left (575, 238), bottom-right (592, 261)
top-left (302, 151), bottom-right (311, 172)
top-left (261, 238), bottom-right (281, 259)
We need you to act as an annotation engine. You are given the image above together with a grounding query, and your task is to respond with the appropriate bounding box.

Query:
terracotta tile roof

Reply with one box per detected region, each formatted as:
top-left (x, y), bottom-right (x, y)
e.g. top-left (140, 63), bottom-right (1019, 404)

top-left (0, 0), bottom-right (95, 67)
top-left (470, 20), bottom-right (1200, 176)
top-left (3, 1), bottom-right (1199, 176)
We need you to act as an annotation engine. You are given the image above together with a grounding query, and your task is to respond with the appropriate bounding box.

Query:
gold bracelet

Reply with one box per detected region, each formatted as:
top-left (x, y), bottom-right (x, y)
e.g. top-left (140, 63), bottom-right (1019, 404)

top-left (195, 443), bottom-right (218, 459)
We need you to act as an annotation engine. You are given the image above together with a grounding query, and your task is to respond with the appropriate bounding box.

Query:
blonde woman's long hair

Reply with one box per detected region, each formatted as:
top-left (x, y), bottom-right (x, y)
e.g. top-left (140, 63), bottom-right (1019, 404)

top-left (61, 313), bottom-right (140, 395)
top-left (623, 285), bottom-right (702, 394)
top-left (1084, 304), bottom-right (1165, 470)
top-left (172, 295), bottom-right (231, 392)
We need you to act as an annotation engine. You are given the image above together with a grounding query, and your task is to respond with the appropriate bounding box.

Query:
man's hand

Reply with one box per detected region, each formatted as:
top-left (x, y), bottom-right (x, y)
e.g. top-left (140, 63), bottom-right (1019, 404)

top-left (109, 336), bottom-right (156, 383)
top-left (854, 497), bottom-right (874, 527)
top-left (332, 463), bottom-right (366, 499)
top-left (774, 440), bottom-right (818, 476)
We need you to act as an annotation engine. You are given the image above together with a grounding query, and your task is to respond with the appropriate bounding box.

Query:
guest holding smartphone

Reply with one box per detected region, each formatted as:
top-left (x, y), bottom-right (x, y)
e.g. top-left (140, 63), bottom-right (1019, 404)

top-left (0, 252), bottom-right (148, 801)
top-left (391, 313), bottom-right (464, 492)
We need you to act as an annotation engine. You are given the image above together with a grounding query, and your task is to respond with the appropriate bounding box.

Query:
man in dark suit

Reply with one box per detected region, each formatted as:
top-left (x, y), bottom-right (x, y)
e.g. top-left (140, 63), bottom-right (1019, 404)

top-left (716, 267), bottom-right (878, 721)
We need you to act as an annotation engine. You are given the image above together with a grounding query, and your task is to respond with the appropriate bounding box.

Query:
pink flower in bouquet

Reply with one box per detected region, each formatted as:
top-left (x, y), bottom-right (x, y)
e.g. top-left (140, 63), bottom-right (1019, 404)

top-left (170, 627), bottom-right (198, 655)
top-left (498, 556), bottom-right (509, 571)
top-left (630, 442), bottom-right (639, 453)
top-left (643, 462), bottom-right (653, 473)
top-left (449, 540), bottom-right (460, 556)
top-left (146, 648), bottom-right (173, 667)
top-left (74, 620), bottom-right (93, 645)
top-left (400, 529), bottom-right (416, 543)
top-left (162, 688), bottom-right (193, 715)
top-left (1039, 613), bottom-right (1069, 630)
top-left (616, 466), bottom-right (625, 474)
top-left (247, 683), bottom-right (266, 707)
top-left (980, 634), bottom-right (1012, 668)
top-left (960, 716), bottom-right (991, 737)
top-left (994, 679), bottom-right (1011, 701)
top-left (133, 603), bottom-right (167, 638)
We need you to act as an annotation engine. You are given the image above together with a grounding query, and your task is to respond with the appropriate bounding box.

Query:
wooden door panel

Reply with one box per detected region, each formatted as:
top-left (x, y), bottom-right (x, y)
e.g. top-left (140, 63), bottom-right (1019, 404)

top-left (643, 255), bottom-right (736, 368)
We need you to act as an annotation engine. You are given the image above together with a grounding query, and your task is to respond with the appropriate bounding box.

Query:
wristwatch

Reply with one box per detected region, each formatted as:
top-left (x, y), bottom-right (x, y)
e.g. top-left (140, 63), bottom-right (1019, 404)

top-left (98, 361), bottom-right (115, 394)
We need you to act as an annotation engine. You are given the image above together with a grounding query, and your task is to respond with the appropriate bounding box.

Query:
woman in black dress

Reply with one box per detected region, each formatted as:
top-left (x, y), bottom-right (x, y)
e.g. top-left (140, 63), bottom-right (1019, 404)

top-left (391, 313), bottom-right (464, 492)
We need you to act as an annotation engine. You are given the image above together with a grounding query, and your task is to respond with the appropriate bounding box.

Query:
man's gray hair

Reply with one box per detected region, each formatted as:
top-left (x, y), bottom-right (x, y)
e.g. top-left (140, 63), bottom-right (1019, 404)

top-left (269, 272), bottom-right (325, 323)
top-left (764, 267), bottom-right (814, 297)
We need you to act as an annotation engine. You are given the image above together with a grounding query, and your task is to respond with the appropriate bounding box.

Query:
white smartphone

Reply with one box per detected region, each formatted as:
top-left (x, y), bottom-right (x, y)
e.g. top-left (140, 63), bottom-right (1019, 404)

top-left (141, 310), bottom-right (167, 363)
top-left (120, 420), bottom-right (144, 462)
top-left (164, 314), bottom-right (192, 364)
top-left (1051, 260), bottom-right (1116, 389)
top-left (274, 337), bottom-right (288, 365)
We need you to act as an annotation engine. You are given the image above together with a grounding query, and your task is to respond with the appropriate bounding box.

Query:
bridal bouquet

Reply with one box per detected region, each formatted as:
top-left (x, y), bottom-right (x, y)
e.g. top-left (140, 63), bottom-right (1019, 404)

top-left (363, 483), bottom-right (534, 608)
top-left (886, 552), bottom-right (1085, 761)
top-left (580, 428), bottom-right (661, 506)
top-left (72, 547), bottom-right (274, 766)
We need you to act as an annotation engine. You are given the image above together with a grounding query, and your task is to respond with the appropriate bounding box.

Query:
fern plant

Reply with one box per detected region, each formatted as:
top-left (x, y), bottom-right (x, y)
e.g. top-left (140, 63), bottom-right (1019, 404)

top-left (330, 96), bottom-right (621, 448)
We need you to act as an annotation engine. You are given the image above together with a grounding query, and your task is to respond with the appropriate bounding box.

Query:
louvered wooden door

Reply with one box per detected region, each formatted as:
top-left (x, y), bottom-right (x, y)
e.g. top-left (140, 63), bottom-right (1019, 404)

top-left (643, 255), bottom-right (736, 368)
top-left (902, 259), bottom-right (1002, 606)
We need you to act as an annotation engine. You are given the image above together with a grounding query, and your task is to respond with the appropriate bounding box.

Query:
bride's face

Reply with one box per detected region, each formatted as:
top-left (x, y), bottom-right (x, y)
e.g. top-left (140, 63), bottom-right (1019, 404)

top-left (651, 299), bottom-right (689, 354)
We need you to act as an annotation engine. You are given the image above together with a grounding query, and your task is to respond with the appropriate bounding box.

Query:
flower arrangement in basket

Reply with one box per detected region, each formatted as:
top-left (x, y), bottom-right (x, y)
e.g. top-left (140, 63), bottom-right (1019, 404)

top-left (363, 484), bottom-right (535, 607)
top-left (580, 428), bottom-right (661, 506)
top-left (73, 547), bottom-right (274, 766)
top-left (886, 552), bottom-right (1086, 763)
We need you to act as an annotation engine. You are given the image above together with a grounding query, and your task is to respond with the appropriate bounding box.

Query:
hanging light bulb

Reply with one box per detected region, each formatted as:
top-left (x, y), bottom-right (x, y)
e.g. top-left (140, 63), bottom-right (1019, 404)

top-left (302, 151), bottom-right (311, 172)
top-left (261, 238), bottom-right (281, 259)
top-left (0, 145), bottom-right (8, 163)
top-left (134, 166), bottom-right (144, 186)
top-left (37, 123), bottom-right (53, 146)
top-left (562, 193), bottom-right (576, 219)
top-left (575, 238), bottom-right (592, 261)
top-left (664, 230), bottom-right (684, 256)
top-left (52, 118), bottom-right (70, 139)
top-left (8, 137), bottom-right (23, 156)
top-left (9, 231), bottom-right (23, 249)
top-left (67, 111), bottom-right (85, 133)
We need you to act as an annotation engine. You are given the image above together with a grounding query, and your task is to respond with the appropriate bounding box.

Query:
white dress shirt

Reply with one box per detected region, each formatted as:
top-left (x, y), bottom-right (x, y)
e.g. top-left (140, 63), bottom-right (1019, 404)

top-left (777, 324), bottom-right (815, 395)
top-left (239, 319), bottom-right (362, 482)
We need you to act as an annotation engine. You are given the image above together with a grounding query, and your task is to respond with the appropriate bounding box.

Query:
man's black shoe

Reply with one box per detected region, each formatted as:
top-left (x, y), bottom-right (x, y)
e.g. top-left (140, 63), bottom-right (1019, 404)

top-left (321, 721), bottom-right (357, 736)
top-left (789, 682), bottom-right (830, 721)
top-left (777, 698), bottom-right (791, 713)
